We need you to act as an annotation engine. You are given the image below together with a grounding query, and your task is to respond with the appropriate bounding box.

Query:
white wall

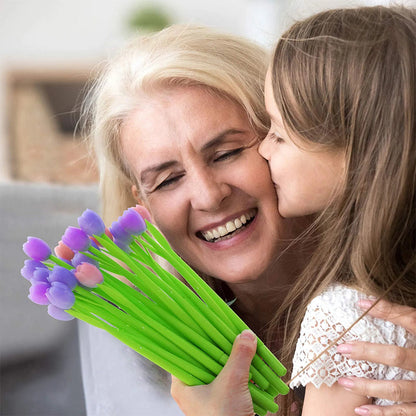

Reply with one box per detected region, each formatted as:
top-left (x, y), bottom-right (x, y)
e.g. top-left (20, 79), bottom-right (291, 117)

top-left (0, 0), bottom-right (258, 180)
top-left (1, 0), bottom-right (414, 180)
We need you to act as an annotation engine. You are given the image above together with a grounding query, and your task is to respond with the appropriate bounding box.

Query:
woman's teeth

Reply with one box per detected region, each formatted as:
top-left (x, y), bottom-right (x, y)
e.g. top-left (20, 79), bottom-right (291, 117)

top-left (201, 210), bottom-right (256, 242)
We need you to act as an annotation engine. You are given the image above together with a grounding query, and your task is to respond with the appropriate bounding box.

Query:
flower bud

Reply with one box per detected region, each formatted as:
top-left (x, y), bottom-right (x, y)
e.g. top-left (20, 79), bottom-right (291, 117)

top-left (21, 259), bottom-right (47, 281)
top-left (77, 209), bottom-right (106, 237)
top-left (23, 237), bottom-right (51, 261)
top-left (74, 263), bottom-right (103, 288)
top-left (28, 282), bottom-right (50, 305)
top-left (49, 266), bottom-right (78, 290)
top-left (62, 226), bottom-right (90, 252)
top-left (72, 252), bottom-right (98, 268)
top-left (31, 268), bottom-right (50, 284)
top-left (113, 238), bottom-right (132, 253)
top-left (105, 227), bottom-right (113, 240)
top-left (47, 304), bottom-right (74, 321)
top-left (119, 208), bottom-right (147, 235)
top-left (133, 205), bottom-right (152, 222)
top-left (109, 221), bottom-right (131, 244)
top-left (54, 241), bottom-right (74, 261)
top-left (46, 282), bottom-right (75, 309)
top-left (89, 238), bottom-right (99, 250)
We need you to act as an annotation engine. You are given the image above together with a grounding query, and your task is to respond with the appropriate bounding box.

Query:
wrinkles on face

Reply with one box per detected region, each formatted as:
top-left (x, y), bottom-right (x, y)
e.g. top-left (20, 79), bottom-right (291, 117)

top-left (121, 86), bottom-right (284, 285)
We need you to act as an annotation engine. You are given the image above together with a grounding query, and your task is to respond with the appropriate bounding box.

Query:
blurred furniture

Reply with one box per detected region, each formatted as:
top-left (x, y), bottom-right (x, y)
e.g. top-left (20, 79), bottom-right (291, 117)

top-left (7, 67), bottom-right (98, 184)
top-left (0, 181), bottom-right (98, 415)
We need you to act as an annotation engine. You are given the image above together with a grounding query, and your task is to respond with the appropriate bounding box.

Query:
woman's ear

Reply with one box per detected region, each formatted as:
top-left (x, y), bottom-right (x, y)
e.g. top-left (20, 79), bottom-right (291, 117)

top-left (131, 185), bottom-right (142, 204)
top-left (131, 185), bottom-right (153, 221)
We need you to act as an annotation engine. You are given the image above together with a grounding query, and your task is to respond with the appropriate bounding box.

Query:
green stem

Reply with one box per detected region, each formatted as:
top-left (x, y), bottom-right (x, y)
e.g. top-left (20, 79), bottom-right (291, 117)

top-left (49, 255), bottom-right (74, 269)
top-left (94, 235), bottom-right (206, 337)
top-left (68, 308), bottom-right (205, 386)
top-left (93, 279), bottom-right (224, 376)
top-left (140, 228), bottom-right (285, 387)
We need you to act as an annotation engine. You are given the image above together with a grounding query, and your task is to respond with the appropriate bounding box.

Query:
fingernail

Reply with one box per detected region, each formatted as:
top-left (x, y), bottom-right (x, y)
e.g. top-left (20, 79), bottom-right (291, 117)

top-left (240, 329), bottom-right (256, 342)
top-left (338, 377), bottom-right (355, 390)
top-left (290, 402), bottom-right (299, 413)
top-left (355, 406), bottom-right (370, 415)
top-left (357, 299), bottom-right (374, 309)
top-left (337, 343), bottom-right (353, 355)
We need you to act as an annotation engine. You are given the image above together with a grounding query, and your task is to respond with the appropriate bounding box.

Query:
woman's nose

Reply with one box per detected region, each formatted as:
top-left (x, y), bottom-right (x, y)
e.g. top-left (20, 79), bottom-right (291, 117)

top-left (189, 169), bottom-right (231, 212)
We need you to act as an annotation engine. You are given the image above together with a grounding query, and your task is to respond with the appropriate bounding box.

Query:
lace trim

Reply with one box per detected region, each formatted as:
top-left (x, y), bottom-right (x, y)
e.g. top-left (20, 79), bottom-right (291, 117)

top-left (289, 284), bottom-right (416, 406)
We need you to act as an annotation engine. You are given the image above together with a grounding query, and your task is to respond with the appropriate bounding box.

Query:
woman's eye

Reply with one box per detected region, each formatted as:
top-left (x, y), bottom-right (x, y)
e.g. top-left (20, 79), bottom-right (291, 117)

top-left (155, 175), bottom-right (183, 190)
top-left (214, 148), bottom-right (244, 162)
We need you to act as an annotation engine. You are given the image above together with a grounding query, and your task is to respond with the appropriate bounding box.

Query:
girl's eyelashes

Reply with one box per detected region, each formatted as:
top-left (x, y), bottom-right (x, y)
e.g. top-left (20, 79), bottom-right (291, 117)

top-left (268, 132), bottom-right (284, 144)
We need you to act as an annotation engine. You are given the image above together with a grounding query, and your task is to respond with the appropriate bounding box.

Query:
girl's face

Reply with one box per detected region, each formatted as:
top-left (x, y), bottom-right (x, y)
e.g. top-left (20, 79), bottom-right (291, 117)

top-left (121, 86), bottom-right (287, 284)
top-left (259, 70), bottom-right (345, 218)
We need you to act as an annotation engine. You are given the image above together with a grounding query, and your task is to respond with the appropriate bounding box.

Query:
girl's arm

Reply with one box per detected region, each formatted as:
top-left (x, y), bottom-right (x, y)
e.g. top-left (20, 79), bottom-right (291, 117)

top-left (302, 382), bottom-right (371, 416)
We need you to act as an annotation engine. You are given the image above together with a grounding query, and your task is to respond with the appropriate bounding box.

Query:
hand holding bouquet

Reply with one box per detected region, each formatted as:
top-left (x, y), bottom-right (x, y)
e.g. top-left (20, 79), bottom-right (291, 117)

top-left (21, 206), bottom-right (288, 415)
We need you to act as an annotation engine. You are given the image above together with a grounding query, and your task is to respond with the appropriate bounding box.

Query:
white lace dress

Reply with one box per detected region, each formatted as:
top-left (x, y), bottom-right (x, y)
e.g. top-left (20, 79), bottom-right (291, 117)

top-left (289, 284), bottom-right (416, 405)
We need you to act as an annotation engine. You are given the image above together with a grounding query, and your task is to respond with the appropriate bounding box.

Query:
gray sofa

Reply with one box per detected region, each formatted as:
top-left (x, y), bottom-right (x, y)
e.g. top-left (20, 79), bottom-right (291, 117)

top-left (0, 181), bottom-right (99, 415)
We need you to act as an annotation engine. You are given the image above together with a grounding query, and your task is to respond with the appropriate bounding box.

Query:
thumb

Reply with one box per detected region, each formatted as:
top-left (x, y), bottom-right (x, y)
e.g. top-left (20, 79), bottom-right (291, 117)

top-left (219, 329), bottom-right (257, 385)
top-left (170, 375), bottom-right (186, 397)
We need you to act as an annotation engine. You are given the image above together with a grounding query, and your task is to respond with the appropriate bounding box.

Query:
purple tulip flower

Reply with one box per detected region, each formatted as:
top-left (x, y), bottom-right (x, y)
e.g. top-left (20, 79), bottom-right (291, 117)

top-left (62, 226), bottom-right (90, 252)
top-left (46, 282), bottom-right (75, 309)
top-left (113, 238), bottom-right (132, 253)
top-left (89, 239), bottom-right (99, 250)
top-left (119, 208), bottom-right (146, 235)
top-left (23, 237), bottom-right (51, 261)
top-left (77, 209), bottom-right (106, 237)
top-left (72, 252), bottom-right (98, 268)
top-left (31, 268), bottom-right (50, 284)
top-left (48, 266), bottom-right (78, 290)
top-left (48, 305), bottom-right (74, 321)
top-left (28, 282), bottom-right (50, 305)
top-left (21, 259), bottom-right (47, 281)
top-left (109, 221), bottom-right (132, 244)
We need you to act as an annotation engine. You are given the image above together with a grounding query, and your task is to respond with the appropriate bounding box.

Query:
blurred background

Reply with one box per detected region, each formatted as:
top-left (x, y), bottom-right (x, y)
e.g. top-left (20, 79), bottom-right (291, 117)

top-left (0, 0), bottom-right (414, 415)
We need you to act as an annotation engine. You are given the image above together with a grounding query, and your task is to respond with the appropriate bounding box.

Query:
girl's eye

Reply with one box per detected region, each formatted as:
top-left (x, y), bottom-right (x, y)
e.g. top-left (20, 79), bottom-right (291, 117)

top-left (269, 133), bottom-right (284, 144)
top-left (214, 148), bottom-right (244, 162)
top-left (155, 175), bottom-right (183, 191)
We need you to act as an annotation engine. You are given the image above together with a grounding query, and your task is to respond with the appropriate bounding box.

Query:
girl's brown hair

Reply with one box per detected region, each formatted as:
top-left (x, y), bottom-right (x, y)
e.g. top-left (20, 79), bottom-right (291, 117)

top-left (267, 6), bottom-right (416, 411)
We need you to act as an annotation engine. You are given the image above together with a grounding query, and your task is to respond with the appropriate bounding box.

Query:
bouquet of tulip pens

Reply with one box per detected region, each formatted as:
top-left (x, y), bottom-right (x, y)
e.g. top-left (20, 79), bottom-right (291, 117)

top-left (21, 206), bottom-right (288, 415)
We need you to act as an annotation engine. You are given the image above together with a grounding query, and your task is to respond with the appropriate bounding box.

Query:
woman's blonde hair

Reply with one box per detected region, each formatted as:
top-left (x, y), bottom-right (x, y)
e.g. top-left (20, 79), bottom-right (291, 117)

top-left (83, 24), bottom-right (269, 224)
top-left (268, 5), bottom-right (416, 387)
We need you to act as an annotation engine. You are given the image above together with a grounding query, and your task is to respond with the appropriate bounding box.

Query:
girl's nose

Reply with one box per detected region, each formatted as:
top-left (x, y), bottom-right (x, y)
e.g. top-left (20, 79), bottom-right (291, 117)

top-left (189, 169), bottom-right (231, 212)
top-left (258, 137), bottom-right (270, 161)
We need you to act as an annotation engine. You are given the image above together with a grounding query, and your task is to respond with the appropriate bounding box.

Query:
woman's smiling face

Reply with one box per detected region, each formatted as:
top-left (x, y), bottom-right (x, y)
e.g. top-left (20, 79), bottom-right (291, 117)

top-left (121, 86), bottom-right (284, 283)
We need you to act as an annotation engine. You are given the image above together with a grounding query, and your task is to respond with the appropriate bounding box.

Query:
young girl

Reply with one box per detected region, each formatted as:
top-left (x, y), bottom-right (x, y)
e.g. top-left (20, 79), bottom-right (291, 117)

top-left (260, 7), bottom-right (416, 416)
top-left (259, 6), bottom-right (416, 416)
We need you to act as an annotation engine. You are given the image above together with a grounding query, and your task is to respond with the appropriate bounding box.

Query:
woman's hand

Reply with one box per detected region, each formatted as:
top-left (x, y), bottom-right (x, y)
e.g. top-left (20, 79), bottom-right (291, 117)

top-left (171, 329), bottom-right (257, 416)
top-left (336, 299), bottom-right (416, 416)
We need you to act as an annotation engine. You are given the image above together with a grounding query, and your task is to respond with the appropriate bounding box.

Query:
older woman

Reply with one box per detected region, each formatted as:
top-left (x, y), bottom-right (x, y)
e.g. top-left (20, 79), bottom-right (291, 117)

top-left (80, 25), bottom-right (416, 415)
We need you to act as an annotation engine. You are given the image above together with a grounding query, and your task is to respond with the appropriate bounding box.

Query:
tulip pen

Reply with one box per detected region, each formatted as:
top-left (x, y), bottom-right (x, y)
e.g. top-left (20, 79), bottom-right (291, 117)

top-left (21, 206), bottom-right (287, 415)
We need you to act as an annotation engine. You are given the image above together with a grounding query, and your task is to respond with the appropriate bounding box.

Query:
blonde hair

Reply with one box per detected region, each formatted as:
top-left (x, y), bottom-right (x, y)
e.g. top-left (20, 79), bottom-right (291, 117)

top-left (83, 24), bottom-right (269, 224)
top-left (268, 6), bottom-right (416, 389)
